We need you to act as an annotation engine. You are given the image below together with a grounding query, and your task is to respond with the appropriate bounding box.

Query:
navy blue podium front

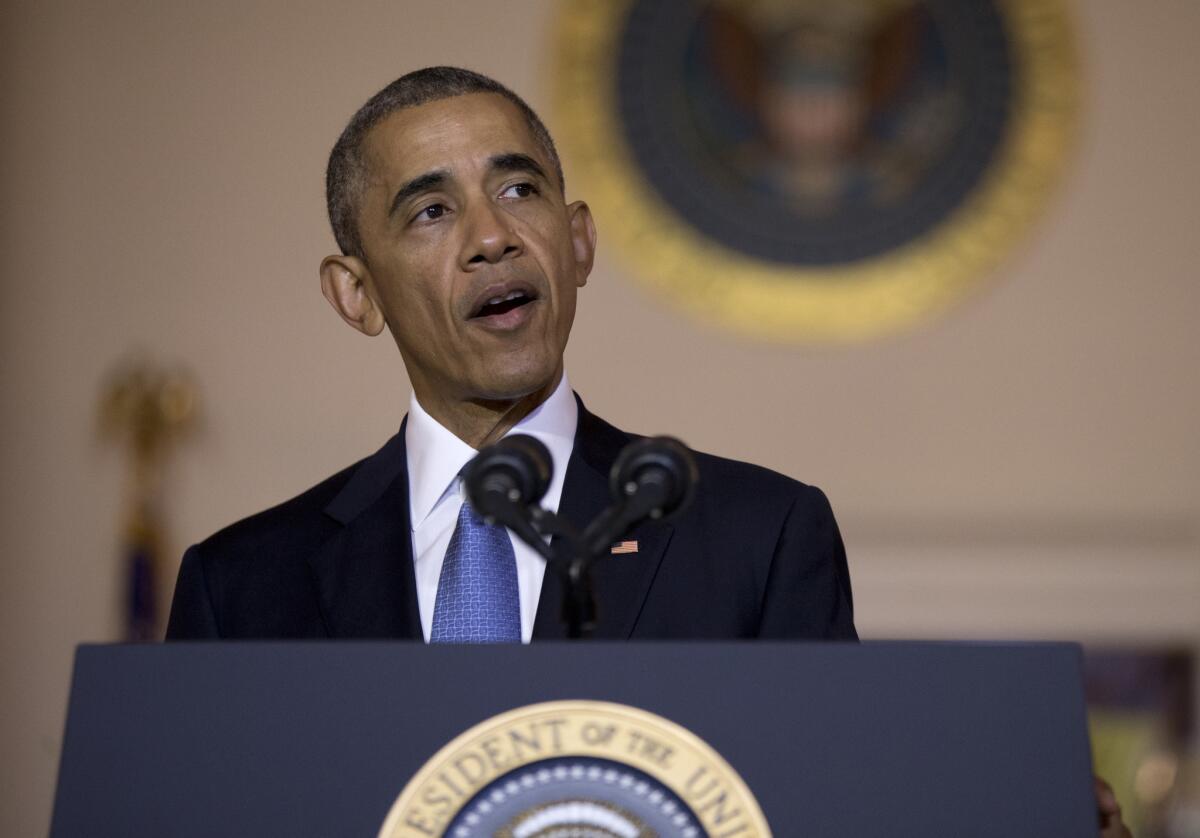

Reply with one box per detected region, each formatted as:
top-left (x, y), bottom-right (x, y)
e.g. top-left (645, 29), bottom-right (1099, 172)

top-left (51, 642), bottom-right (1096, 837)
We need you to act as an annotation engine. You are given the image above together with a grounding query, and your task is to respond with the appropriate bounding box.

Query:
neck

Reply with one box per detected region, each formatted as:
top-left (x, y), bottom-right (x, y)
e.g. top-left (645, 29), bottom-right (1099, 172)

top-left (415, 373), bottom-right (561, 449)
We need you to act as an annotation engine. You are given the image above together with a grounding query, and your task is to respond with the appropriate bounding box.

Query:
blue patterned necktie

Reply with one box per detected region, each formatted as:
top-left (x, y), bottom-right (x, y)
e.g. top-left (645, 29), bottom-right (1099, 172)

top-left (430, 498), bottom-right (521, 643)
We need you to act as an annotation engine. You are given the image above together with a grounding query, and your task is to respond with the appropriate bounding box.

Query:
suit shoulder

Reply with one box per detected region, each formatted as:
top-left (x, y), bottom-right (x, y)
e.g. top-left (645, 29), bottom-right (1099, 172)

top-left (195, 458), bottom-right (363, 560)
top-left (581, 407), bottom-right (828, 511)
top-left (692, 447), bottom-right (816, 493)
top-left (690, 447), bottom-right (831, 514)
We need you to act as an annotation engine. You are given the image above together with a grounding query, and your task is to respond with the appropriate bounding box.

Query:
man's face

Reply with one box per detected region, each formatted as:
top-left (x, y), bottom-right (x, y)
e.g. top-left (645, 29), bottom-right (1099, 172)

top-left (351, 93), bottom-right (594, 410)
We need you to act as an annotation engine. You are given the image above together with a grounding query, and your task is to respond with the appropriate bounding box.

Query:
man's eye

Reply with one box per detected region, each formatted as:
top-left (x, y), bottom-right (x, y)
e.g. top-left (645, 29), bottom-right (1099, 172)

top-left (501, 183), bottom-right (537, 199)
top-left (416, 204), bottom-right (446, 222)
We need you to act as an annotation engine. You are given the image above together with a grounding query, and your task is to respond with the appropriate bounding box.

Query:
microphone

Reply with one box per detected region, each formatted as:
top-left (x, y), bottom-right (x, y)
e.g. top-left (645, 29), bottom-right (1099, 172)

top-left (609, 436), bottom-right (698, 524)
top-left (580, 436), bottom-right (698, 557)
top-left (462, 435), bottom-right (553, 555)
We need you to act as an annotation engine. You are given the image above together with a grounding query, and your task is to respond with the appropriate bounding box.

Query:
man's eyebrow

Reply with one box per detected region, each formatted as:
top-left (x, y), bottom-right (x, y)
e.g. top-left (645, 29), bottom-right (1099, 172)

top-left (488, 153), bottom-right (548, 182)
top-left (387, 170), bottom-right (448, 218)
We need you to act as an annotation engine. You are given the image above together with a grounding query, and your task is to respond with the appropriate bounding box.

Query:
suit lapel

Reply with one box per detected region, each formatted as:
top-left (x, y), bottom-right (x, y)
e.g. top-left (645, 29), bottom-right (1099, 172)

top-left (532, 400), bottom-right (673, 640)
top-left (307, 425), bottom-right (423, 639)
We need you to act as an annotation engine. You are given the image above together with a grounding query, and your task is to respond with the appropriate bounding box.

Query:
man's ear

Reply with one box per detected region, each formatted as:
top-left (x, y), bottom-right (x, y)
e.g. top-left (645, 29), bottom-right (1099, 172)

top-left (319, 254), bottom-right (386, 336)
top-left (567, 200), bottom-right (597, 287)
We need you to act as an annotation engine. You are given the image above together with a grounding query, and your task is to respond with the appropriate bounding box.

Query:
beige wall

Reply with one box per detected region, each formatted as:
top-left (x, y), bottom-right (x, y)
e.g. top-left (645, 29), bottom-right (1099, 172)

top-left (2, 1), bottom-right (1198, 834)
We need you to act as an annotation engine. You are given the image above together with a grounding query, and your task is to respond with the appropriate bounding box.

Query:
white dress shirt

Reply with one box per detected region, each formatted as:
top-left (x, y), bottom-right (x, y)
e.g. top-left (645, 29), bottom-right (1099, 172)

top-left (405, 375), bottom-right (578, 643)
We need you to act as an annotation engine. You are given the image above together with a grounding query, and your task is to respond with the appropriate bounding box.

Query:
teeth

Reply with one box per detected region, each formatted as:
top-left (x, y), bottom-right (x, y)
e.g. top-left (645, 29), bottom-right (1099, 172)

top-left (482, 290), bottom-right (528, 309)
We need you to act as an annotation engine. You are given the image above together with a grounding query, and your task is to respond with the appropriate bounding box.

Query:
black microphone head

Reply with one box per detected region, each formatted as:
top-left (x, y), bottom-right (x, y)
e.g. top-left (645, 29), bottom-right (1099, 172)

top-left (609, 436), bottom-right (698, 522)
top-left (463, 434), bottom-right (553, 521)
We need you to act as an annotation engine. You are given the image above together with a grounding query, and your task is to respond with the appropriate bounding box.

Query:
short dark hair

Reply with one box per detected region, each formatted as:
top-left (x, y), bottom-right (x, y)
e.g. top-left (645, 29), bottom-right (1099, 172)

top-left (325, 66), bottom-right (564, 259)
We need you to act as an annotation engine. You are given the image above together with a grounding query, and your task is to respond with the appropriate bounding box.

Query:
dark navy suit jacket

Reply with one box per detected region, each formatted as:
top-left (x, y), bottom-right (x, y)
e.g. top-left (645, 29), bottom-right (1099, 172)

top-left (166, 401), bottom-right (857, 641)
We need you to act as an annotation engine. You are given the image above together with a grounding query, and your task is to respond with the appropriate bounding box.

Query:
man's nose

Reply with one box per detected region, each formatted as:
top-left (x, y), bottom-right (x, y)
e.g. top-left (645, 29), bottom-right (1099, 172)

top-left (460, 199), bottom-right (523, 268)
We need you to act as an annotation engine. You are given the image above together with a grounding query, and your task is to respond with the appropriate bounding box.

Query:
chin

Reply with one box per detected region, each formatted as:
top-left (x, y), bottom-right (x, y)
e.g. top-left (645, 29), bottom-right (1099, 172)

top-left (473, 357), bottom-right (561, 403)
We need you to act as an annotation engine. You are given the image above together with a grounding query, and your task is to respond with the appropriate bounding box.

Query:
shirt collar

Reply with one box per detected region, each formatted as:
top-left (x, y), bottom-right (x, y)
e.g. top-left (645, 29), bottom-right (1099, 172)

top-left (405, 374), bottom-right (578, 529)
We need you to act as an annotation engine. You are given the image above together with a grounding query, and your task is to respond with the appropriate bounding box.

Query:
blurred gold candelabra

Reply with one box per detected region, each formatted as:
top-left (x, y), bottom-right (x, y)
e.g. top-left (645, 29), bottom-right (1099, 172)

top-left (100, 358), bottom-right (198, 640)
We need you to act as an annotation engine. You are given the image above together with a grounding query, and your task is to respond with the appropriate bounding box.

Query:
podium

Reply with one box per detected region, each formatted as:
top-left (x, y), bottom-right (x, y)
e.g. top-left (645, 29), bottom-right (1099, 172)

top-left (51, 642), bottom-right (1096, 837)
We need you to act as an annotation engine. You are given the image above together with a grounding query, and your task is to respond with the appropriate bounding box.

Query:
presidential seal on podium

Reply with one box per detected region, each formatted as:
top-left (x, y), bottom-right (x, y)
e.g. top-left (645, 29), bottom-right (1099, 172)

top-left (552, 0), bottom-right (1079, 342)
top-left (378, 700), bottom-right (770, 837)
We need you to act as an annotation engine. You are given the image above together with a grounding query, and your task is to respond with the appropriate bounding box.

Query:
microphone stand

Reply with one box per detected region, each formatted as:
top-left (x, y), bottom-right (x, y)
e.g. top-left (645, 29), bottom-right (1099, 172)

top-left (525, 500), bottom-right (648, 640)
top-left (477, 494), bottom-right (599, 639)
top-left (529, 508), bottom-right (597, 640)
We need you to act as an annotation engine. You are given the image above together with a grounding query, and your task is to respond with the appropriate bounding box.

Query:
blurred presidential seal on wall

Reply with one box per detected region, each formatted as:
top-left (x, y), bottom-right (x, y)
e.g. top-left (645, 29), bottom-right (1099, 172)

top-left (378, 701), bottom-right (770, 837)
top-left (552, 0), bottom-right (1078, 342)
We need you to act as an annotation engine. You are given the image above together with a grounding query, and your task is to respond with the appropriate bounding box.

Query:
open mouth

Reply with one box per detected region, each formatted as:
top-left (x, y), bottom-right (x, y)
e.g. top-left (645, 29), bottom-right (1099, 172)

top-left (470, 288), bottom-right (538, 319)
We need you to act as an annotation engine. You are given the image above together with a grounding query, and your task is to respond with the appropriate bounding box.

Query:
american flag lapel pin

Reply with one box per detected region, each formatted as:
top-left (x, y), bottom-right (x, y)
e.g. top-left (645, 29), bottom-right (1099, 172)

top-left (610, 540), bottom-right (638, 555)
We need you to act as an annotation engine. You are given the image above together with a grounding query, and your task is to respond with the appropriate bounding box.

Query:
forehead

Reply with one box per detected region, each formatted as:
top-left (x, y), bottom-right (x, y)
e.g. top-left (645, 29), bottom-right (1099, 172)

top-left (362, 92), bottom-right (543, 186)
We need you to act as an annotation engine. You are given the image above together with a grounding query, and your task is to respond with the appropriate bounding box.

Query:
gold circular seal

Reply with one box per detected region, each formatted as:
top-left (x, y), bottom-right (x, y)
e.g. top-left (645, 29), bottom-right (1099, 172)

top-left (378, 700), bottom-right (771, 837)
top-left (551, 0), bottom-right (1079, 342)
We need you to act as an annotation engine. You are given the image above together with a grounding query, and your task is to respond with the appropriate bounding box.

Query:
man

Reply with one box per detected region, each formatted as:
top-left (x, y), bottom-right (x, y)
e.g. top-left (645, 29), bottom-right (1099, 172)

top-left (166, 66), bottom-right (853, 643)
top-left (165, 67), bottom-right (1127, 835)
